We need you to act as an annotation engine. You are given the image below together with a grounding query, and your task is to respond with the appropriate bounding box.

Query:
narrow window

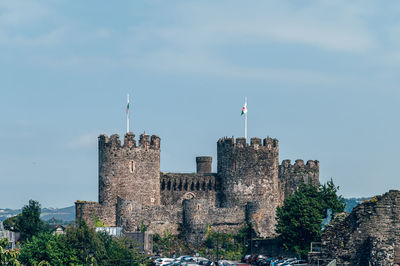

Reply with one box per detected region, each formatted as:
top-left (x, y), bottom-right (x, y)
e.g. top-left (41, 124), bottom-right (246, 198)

top-left (129, 160), bottom-right (135, 173)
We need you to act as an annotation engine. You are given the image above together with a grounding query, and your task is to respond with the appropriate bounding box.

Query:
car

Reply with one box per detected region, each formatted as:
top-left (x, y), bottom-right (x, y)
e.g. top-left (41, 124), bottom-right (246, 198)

top-left (257, 258), bottom-right (274, 266)
top-left (276, 258), bottom-right (297, 266)
top-left (197, 257), bottom-right (211, 265)
top-left (254, 255), bottom-right (267, 264)
top-left (285, 260), bottom-right (308, 265)
top-left (153, 258), bottom-right (176, 266)
top-left (216, 260), bottom-right (235, 266)
top-left (175, 256), bottom-right (192, 261)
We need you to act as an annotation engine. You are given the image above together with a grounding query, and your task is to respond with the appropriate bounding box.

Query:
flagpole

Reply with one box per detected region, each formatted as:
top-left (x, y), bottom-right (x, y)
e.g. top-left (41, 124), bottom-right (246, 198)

top-left (127, 94), bottom-right (130, 133)
top-left (245, 97), bottom-right (247, 140)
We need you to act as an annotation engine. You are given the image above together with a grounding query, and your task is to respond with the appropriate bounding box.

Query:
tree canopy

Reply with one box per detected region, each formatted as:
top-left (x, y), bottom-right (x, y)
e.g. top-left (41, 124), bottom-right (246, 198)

top-left (18, 200), bottom-right (47, 241)
top-left (276, 179), bottom-right (345, 257)
top-left (19, 219), bottom-right (146, 265)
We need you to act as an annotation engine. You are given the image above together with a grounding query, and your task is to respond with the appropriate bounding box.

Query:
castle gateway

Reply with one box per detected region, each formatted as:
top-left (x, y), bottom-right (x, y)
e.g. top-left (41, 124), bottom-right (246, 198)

top-left (76, 132), bottom-right (319, 244)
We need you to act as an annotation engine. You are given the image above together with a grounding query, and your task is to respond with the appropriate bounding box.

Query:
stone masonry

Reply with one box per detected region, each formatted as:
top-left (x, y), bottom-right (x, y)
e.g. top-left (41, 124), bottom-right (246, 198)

top-left (318, 190), bottom-right (400, 265)
top-left (76, 132), bottom-right (319, 245)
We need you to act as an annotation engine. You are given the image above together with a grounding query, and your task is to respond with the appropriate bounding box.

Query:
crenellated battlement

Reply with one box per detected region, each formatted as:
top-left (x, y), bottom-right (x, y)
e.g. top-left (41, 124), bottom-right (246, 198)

top-left (98, 132), bottom-right (160, 150)
top-left (217, 136), bottom-right (279, 151)
top-left (279, 158), bottom-right (320, 200)
top-left (160, 173), bottom-right (217, 192)
top-left (77, 127), bottom-right (319, 241)
top-left (280, 159), bottom-right (319, 170)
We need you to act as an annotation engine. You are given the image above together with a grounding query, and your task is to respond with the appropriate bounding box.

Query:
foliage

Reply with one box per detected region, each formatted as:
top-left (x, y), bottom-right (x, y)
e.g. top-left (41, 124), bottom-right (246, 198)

top-left (369, 196), bottom-right (378, 203)
top-left (0, 246), bottom-right (20, 265)
top-left (276, 179), bottom-right (345, 257)
top-left (140, 220), bottom-right (148, 233)
top-left (0, 238), bottom-right (8, 249)
top-left (152, 228), bottom-right (194, 257)
top-left (319, 178), bottom-right (346, 218)
top-left (200, 226), bottom-right (250, 261)
top-left (18, 200), bottom-right (49, 242)
top-left (3, 214), bottom-right (21, 232)
top-left (19, 219), bottom-right (145, 265)
top-left (19, 232), bottom-right (79, 265)
top-left (94, 214), bottom-right (105, 228)
top-left (276, 184), bottom-right (323, 257)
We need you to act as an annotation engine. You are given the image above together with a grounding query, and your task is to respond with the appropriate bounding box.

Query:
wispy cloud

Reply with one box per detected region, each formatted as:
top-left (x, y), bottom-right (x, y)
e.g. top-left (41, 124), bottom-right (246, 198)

top-left (67, 133), bottom-right (97, 150)
top-left (118, 1), bottom-right (380, 84)
top-left (1, 0), bottom-right (399, 86)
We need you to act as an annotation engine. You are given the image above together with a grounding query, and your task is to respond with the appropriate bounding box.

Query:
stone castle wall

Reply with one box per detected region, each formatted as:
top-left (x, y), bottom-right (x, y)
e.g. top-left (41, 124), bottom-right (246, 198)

top-left (76, 132), bottom-right (319, 243)
top-left (217, 137), bottom-right (280, 208)
top-left (160, 173), bottom-right (217, 206)
top-left (216, 137), bottom-right (281, 238)
top-left (318, 190), bottom-right (400, 265)
top-left (75, 201), bottom-right (102, 226)
top-left (182, 199), bottom-right (246, 245)
top-left (116, 197), bottom-right (182, 236)
top-left (99, 133), bottom-right (161, 208)
top-left (278, 159), bottom-right (319, 200)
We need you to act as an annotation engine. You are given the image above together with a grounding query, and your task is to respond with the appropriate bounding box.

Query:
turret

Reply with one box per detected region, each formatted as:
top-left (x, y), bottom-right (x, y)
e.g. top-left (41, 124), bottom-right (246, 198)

top-left (278, 159), bottom-right (320, 200)
top-left (196, 156), bottom-right (212, 174)
top-left (217, 136), bottom-right (280, 206)
top-left (98, 132), bottom-right (161, 226)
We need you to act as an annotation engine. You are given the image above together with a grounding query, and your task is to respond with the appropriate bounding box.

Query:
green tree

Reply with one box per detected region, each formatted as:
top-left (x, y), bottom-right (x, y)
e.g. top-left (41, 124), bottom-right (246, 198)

top-left (3, 214), bottom-right (21, 232)
top-left (276, 180), bottom-right (345, 257)
top-left (319, 178), bottom-right (346, 218)
top-left (0, 238), bottom-right (8, 249)
top-left (19, 232), bottom-right (79, 265)
top-left (19, 219), bottom-right (145, 265)
top-left (276, 184), bottom-right (323, 257)
top-left (17, 200), bottom-right (47, 241)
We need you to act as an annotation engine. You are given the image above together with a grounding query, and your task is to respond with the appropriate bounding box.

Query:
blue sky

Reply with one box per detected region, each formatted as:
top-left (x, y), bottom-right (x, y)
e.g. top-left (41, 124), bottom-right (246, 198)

top-left (1, 1), bottom-right (400, 208)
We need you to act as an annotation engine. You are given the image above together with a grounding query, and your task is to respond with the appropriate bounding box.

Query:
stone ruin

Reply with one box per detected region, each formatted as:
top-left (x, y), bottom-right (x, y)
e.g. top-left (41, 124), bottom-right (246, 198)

top-left (76, 132), bottom-right (319, 245)
top-left (315, 190), bottom-right (400, 265)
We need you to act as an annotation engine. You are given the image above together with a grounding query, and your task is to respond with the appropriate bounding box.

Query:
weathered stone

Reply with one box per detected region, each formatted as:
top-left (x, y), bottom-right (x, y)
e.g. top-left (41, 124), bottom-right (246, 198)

top-left (317, 190), bottom-right (400, 265)
top-left (76, 133), bottom-right (319, 245)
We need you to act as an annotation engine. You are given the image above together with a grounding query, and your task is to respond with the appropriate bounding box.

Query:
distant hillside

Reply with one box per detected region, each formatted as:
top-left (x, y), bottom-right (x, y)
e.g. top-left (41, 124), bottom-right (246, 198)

top-left (344, 197), bottom-right (370, 213)
top-left (0, 206), bottom-right (75, 222)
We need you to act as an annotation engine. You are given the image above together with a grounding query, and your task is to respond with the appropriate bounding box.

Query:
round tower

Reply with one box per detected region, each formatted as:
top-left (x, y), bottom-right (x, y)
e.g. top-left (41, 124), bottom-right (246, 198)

top-left (98, 132), bottom-right (161, 226)
top-left (217, 136), bottom-right (280, 237)
top-left (196, 156), bottom-right (212, 174)
top-left (182, 198), bottom-right (209, 245)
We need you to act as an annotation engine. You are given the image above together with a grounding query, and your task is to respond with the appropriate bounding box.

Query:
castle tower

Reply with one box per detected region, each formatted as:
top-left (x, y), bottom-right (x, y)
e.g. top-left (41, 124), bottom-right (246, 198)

top-left (217, 137), bottom-right (281, 237)
top-left (196, 156), bottom-right (212, 174)
top-left (217, 137), bottom-right (280, 207)
top-left (98, 132), bottom-right (161, 225)
top-left (182, 198), bottom-right (210, 245)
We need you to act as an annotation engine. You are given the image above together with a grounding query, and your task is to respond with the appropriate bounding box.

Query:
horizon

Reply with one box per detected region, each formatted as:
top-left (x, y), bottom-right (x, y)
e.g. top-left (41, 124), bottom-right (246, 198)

top-left (1, 1), bottom-right (400, 208)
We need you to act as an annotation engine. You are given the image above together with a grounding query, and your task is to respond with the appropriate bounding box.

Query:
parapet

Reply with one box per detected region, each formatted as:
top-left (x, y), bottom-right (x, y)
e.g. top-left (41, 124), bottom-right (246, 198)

top-left (98, 132), bottom-right (160, 150)
top-left (280, 159), bottom-right (319, 170)
top-left (217, 136), bottom-right (279, 151)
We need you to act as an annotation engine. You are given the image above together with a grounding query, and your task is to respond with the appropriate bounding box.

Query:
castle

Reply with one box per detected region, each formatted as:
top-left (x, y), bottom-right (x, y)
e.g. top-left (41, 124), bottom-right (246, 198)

top-left (76, 132), bottom-right (319, 244)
